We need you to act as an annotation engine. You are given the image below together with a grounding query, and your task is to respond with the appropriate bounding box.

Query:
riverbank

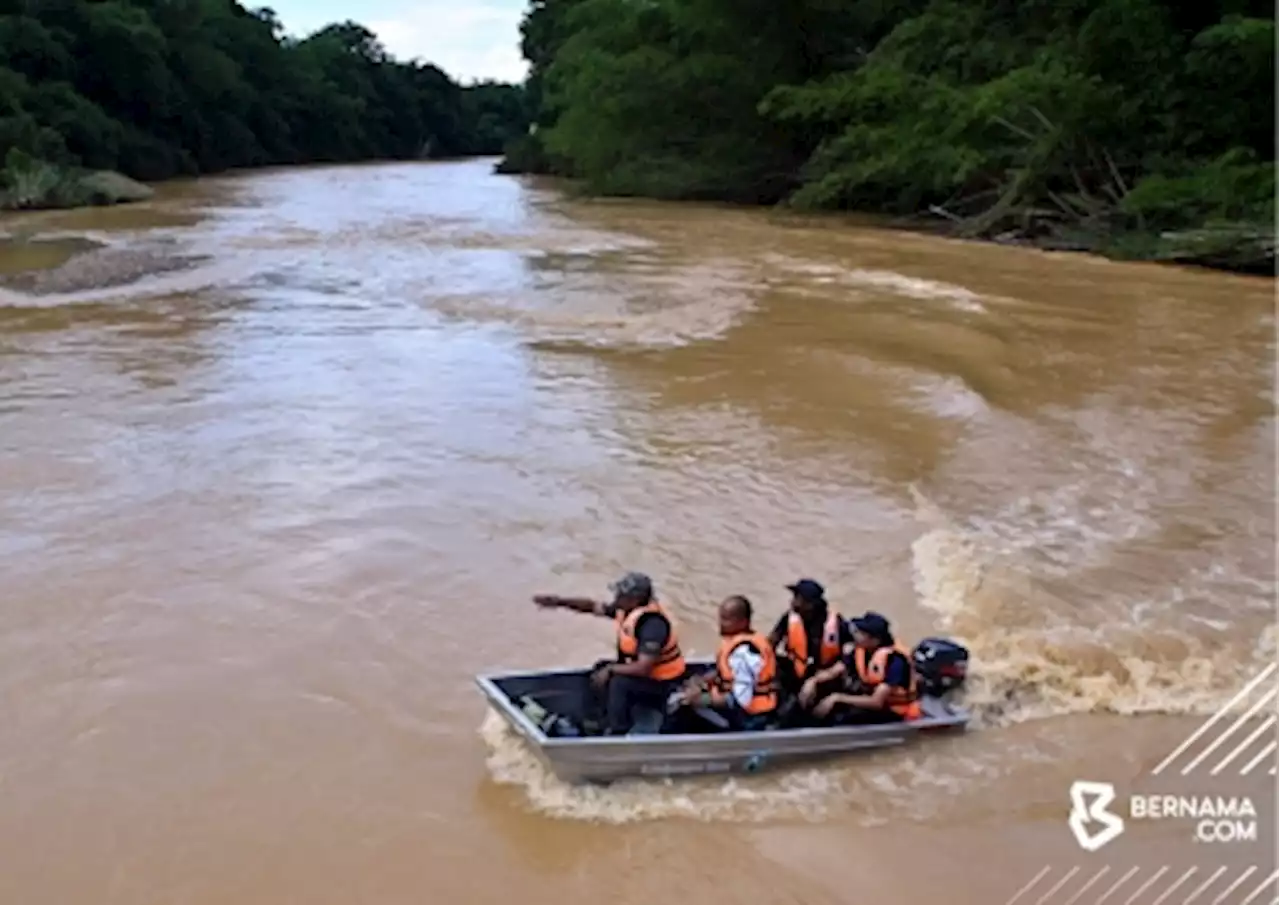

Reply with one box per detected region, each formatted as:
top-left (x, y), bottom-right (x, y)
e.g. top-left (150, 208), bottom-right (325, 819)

top-left (503, 0), bottom-right (1275, 279)
top-left (494, 155), bottom-right (1277, 277)
top-left (0, 151), bottom-right (155, 213)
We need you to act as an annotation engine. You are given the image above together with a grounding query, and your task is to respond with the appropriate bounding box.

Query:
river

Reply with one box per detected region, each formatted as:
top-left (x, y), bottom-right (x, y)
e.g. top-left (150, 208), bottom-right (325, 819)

top-left (0, 158), bottom-right (1276, 904)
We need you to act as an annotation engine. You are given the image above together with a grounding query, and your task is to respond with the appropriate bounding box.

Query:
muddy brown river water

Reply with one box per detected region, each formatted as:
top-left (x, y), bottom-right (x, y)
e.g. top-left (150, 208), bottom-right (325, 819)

top-left (0, 158), bottom-right (1276, 904)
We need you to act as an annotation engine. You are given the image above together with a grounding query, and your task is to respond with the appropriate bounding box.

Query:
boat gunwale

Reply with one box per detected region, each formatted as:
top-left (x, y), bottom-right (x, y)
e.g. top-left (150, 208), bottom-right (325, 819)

top-left (475, 662), bottom-right (971, 750)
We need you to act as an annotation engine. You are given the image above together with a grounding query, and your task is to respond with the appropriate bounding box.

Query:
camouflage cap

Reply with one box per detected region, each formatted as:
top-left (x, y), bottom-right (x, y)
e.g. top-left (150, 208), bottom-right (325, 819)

top-left (608, 571), bottom-right (653, 598)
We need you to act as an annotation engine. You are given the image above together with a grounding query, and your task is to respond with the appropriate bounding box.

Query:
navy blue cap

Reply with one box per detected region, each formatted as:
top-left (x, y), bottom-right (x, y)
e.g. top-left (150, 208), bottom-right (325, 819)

top-left (786, 579), bottom-right (826, 602)
top-left (850, 611), bottom-right (891, 639)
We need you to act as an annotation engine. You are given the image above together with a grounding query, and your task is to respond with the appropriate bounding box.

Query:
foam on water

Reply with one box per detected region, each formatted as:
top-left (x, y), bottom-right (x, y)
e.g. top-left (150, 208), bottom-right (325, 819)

top-left (908, 486), bottom-right (1277, 726)
top-left (478, 708), bottom-right (1041, 825)
top-left (757, 254), bottom-right (1002, 313)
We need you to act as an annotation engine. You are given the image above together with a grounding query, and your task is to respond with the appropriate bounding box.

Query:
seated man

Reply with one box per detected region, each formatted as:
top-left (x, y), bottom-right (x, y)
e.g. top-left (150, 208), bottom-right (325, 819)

top-left (533, 571), bottom-right (687, 735)
top-left (673, 595), bottom-right (778, 732)
top-left (766, 578), bottom-right (853, 725)
top-left (812, 611), bottom-right (922, 725)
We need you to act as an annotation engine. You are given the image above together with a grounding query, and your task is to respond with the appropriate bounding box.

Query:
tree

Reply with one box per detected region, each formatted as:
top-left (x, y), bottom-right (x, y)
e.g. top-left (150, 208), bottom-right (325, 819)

top-left (501, 0), bottom-right (1276, 272)
top-left (0, 0), bottom-right (530, 189)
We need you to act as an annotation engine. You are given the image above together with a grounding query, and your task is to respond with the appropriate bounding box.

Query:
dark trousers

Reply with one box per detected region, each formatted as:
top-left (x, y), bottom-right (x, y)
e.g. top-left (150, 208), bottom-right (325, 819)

top-left (777, 657), bottom-right (804, 699)
top-left (777, 657), bottom-right (843, 698)
top-left (583, 660), bottom-right (673, 734)
top-left (669, 703), bottom-right (775, 733)
top-left (606, 674), bottom-right (672, 733)
top-left (776, 657), bottom-right (848, 727)
top-left (830, 705), bottom-right (904, 726)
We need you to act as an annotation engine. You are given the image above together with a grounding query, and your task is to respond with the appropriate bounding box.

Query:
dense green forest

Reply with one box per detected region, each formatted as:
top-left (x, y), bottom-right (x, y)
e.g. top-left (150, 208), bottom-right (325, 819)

top-left (500, 0), bottom-right (1277, 272)
top-left (0, 0), bottom-right (529, 208)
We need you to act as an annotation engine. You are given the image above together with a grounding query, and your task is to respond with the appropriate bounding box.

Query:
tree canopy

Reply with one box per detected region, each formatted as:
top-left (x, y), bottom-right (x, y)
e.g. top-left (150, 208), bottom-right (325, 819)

top-left (0, 0), bottom-right (529, 184)
top-left (500, 0), bottom-right (1276, 271)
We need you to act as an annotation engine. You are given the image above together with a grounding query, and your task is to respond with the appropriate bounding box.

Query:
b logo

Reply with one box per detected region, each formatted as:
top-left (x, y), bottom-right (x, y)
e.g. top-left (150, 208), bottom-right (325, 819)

top-left (1068, 780), bottom-right (1126, 851)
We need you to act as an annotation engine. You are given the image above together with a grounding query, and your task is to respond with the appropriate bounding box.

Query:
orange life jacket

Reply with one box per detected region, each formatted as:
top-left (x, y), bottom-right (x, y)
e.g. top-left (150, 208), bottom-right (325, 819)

top-left (786, 611), bottom-right (843, 678)
top-left (853, 643), bottom-right (922, 720)
top-left (714, 632), bottom-right (779, 716)
top-left (615, 602), bottom-right (687, 682)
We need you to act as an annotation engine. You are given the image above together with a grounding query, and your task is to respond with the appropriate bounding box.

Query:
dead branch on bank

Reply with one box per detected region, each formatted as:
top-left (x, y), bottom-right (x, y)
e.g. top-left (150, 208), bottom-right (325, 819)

top-left (919, 106), bottom-right (1137, 249)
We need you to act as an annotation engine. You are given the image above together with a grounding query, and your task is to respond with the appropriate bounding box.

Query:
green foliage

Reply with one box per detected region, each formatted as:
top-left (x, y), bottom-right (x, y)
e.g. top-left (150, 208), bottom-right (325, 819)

top-left (1122, 149), bottom-right (1277, 230)
top-left (502, 0), bottom-right (1277, 272)
top-left (0, 146), bottom-right (91, 208)
top-left (0, 0), bottom-right (530, 199)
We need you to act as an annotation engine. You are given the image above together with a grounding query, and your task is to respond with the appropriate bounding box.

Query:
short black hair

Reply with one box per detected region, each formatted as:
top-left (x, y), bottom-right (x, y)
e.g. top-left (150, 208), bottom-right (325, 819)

top-left (724, 595), bottom-right (752, 621)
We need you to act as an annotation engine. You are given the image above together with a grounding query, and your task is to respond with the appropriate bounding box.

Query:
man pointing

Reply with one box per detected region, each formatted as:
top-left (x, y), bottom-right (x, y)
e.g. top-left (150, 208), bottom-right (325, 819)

top-left (534, 571), bottom-right (687, 734)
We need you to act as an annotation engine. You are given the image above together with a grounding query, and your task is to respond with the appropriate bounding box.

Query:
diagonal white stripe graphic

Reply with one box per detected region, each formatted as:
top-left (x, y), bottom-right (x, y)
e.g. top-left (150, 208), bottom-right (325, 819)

top-left (1182, 866), bottom-right (1227, 904)
top-left (1033, 866), bottom-right (1081, 905)
top-left (1269, 764), bottom-right (1276, 775)
top-left (1153, 664), bottom-right (1277, 775)
top-left (1238, 869), bottom-right (1279, 905)
top-left (1212, 715), bottom-right (1278, 775)
top-left (1180, 685), bottom-right (1278, 775)
top-left (1210, 866), bottom-right (1257, 905)
top-left (1004, 866), bottom-right (1053, 905)
top-left (1062, 866), bottom-right (1111, 905)
top-left (1096, 867), bottom-right (1143, 905)
top-left (1125, 867), bottom-right (1172, 905)
top-left (1150, 867), bottom-right (1199, 905)
top-left (1240, 740), bottom-right (1278, 776)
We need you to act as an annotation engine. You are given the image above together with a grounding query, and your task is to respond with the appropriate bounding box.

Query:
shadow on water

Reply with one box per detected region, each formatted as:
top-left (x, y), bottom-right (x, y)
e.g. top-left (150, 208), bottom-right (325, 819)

top-left (0, 236), bottom-right (105, 276)
top-left (0, 199), bottom-right (210, 236)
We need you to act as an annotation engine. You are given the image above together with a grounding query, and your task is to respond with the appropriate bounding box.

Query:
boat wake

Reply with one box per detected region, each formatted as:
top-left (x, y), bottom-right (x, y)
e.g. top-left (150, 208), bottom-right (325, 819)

top-left (908, 487), bottom-right (1277, 728)
top-left (478, 483), bottom-right (1275, 823)
top-left (478, 708), bottom-right (1024, 825)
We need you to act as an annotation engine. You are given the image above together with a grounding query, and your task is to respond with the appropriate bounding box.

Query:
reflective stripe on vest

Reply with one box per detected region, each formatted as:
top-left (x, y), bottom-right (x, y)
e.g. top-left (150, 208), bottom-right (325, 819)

top-left (714, 632), bottom-right (779, 716)
top-left (615, 602), bottom-right (687, 682)
top-left (853, 643), bottom-right (922, 720)
top-left (786, 611), bottom-right (842, 678)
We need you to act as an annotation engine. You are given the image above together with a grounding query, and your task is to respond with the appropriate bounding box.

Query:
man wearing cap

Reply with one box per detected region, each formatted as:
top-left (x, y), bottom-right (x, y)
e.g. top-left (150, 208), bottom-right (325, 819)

top-left (534, 572), bottom-right (687, 735)
top-left (812, 611), bottom-right (921, 724)
top-left (766, 578), bottom-right (854, 723)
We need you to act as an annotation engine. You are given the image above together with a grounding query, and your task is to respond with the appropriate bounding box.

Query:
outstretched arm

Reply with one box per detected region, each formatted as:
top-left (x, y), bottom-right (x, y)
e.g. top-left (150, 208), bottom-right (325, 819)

top-left (533, 595), bottom-right (613, 617)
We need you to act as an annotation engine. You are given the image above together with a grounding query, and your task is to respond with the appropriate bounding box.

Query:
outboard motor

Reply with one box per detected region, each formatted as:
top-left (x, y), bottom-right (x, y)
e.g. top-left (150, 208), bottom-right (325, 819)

top-left (911, 637), bottom-right (969, 698)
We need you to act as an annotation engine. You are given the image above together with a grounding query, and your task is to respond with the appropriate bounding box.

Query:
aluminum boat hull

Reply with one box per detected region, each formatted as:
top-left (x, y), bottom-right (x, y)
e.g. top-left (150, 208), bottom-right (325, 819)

top-left (477, 661), bottom-right (970, 784)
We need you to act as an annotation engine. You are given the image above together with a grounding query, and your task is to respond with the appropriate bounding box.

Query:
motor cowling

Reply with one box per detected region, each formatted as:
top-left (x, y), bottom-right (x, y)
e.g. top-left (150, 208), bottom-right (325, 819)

top-left (911, 637), bottom-right (969, 698)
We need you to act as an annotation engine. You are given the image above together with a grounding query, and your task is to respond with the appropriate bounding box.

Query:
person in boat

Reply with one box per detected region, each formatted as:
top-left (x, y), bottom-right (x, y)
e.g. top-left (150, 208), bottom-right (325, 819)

top-left (672, 595), bottom-right (779, 732)
top-left (767, 578), bottom-right (854, 723)
top-left (532, 571), bottom-right (687, 735)
top-left (811, 611), bottom-right (922, 724)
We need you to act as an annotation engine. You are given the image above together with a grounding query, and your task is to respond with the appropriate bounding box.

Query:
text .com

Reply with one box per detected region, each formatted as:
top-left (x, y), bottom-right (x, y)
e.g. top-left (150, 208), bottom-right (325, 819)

top-left (1068, 781), bottom-right (1261, 851)
top-left (1131, 795), bottom-right (1259, 843)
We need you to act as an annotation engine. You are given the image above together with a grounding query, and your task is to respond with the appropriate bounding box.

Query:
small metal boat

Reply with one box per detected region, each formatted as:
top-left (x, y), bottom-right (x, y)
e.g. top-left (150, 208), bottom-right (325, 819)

top-left (477, 638), bottom-right (971, 784)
